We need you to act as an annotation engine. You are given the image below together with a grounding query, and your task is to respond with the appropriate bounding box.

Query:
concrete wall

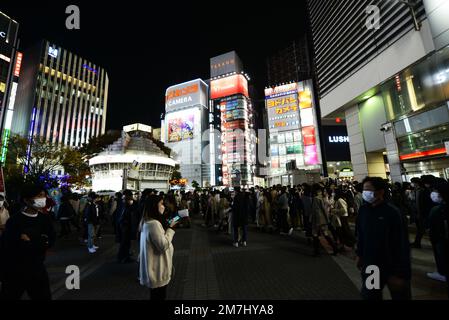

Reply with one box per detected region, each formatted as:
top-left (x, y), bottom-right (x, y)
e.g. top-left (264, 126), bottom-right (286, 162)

top-left (320, 20), bottom-right (435, 118)
top-left (424, 0), bottom-right (449, 50)
top-left (358, 95), bottom-right (387, 152)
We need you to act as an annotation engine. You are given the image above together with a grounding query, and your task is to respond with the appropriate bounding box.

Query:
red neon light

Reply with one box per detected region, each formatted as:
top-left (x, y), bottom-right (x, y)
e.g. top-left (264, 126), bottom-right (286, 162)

top-left (14, 52), bottom-right (23, 77)
top-left (336, 117), bottom-right (341, 123)
top-left (399, 148), bottom-right (446, 161)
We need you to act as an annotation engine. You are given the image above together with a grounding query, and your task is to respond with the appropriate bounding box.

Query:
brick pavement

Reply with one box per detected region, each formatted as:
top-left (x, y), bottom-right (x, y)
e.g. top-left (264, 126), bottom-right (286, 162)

top-left (56, 220), bottom-right (361, 300)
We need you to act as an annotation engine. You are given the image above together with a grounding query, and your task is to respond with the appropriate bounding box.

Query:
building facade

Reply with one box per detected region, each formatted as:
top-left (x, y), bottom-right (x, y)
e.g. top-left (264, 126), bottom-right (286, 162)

top-left (89, 124), bottom-right (176, 193)
top-left (0, 11), bottom-right (19, 163)
top-left (12, 40), bottom-right (109, 148)
top-left (163, 79), bottom-right (210, 187)
top-left (209, 51), bottom-right (257, 187)
top-left (265, 80), bottom-right (323, 186)
top-left (307, 0), bottom-right (449, 182)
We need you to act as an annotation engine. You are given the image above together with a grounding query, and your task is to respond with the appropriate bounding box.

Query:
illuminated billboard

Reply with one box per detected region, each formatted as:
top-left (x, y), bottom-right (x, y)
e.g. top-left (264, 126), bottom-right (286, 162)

top-left (265, 83), bottom-right (298, 98)
top-left (167, 114), bottom-right (194, 142)
top-left (267, 93), bottom-right (301, 132)
top-left (210, 74), bottom-right (249, 99)
top-left (165, 79), bottom-right (208, 112)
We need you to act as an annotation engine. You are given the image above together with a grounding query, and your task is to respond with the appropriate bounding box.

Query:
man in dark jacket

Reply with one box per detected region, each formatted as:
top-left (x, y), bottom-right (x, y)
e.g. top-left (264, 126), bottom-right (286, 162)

top-left (356, 177), bottom-right (411, 300)
top-left (0, 184), bottom-right (56, 300)
top-left (231, 187), bottom-right (249, 248)
top-left (411, 175), bottom-right (437, 248)
top-left (84, 192), bottom-right (100, 253)
top-left (117, 190), bottom-right (138, 263)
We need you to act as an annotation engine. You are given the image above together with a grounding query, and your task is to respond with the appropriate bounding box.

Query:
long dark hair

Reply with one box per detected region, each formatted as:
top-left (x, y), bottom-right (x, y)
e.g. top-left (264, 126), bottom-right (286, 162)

top-left (142, 195), bottom-right (165, 225)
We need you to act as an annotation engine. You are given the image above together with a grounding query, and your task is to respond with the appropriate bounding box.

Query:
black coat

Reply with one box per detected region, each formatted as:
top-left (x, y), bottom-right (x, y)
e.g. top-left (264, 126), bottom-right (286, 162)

top-left (84, 202), bottom-right (100, 226)
top-left (232, 192), bottom-right (249, 227)
top-left (117, 202), bottom-right (139, 241)
top-left (58, 202), bottom-right (75, 220)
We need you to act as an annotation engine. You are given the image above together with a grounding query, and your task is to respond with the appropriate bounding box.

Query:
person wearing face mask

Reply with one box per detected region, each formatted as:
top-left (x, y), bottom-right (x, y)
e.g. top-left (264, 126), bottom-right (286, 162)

top-left (116, 190), bottom-right (138, 263)
top-left (0, 184), bottom-right (56, 300)
top-left (356, 177), bottom-right (411, 300)
top-left (139, 194), bottom-right (179, 300)
top-left (427, 179), bottom-right (449, 290)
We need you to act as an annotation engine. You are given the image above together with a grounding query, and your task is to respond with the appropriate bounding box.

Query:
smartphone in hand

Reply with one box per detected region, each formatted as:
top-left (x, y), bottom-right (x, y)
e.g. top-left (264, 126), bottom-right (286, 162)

top-left (168, 215), bottom-right (181, 225)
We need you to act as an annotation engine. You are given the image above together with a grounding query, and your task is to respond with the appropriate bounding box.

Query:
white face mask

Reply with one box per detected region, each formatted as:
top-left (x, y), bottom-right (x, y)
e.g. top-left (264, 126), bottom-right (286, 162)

top-left (362, 191), bottom-right (376, 204)
top-left (33, 198), bottom-right (47, 209)
top-left (430, 192), bottom-right (443, 204)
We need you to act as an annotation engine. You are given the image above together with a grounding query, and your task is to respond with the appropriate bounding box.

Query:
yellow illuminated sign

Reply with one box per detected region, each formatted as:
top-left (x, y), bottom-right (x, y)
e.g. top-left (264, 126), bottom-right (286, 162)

top-left (267, 97), bottom-right (297, 108)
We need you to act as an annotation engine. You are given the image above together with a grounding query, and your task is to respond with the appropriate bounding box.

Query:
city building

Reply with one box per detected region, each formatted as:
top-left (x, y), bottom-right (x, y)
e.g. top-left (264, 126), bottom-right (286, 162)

top-left (265, 80), bottom-right (323, 186)
top-left (12, 40), bottom-right (109, 149)
top-left (162, 79), bottom-right (210, 187)
top-left (266, 35), bottom-right (312, 86)
top-left (209, 51), bottom-right (257, 187)
top-left (89, 123), bottom-right (176, 193)
top-left (0, 11), bottom-right (19, 164)
top-left (307, 0), bottom-right (449, 182)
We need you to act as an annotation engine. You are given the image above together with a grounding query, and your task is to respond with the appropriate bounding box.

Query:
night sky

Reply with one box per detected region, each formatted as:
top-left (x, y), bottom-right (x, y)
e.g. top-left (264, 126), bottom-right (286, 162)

top-left (1, 0), bottom-right (307, 130)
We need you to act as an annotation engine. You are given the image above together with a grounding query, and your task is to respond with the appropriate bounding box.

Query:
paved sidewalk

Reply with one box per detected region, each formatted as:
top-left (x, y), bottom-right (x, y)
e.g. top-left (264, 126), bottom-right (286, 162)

top-left (56, 220), bottom-right (360, 300)
top-left (44, 219), bottom-right (446, 300)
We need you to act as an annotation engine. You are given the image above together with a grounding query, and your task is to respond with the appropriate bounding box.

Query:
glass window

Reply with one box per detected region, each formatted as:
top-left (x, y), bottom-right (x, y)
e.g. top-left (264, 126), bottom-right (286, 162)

top-left (394, 105), bottom-right (449, 137)
top-left (397, 124), bottom-right (449, 155)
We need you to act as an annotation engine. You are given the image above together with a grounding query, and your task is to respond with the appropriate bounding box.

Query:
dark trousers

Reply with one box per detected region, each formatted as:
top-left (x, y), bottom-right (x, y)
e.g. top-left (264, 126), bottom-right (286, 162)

top-left (279, 209), bottom-right (289, 233)
top-left (233, 225), bottom-right (247, 243)
top-left (0, 267), bottom-right (51, 300)
top-left (361, 275), bottom-right (411, 300)
top-left (59, 220), bottom-right (71, 237)
top-left (413, 216), bottom-right (427, 245)
top-left (117, 235), bottom-right (131, 262)
top-left (431, 241), bottom-right (448, 276)
top-left (340, 216), bottom-right (356, 247)
top-left (303, 215), bottom-right (312, 237)
top-left (150, 285), bottom-right (167, 300)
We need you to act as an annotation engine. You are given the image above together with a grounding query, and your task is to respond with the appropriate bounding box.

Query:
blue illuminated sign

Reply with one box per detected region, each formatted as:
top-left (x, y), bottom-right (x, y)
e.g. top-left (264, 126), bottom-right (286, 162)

top-left (83, 64), bottom-right (97, 74)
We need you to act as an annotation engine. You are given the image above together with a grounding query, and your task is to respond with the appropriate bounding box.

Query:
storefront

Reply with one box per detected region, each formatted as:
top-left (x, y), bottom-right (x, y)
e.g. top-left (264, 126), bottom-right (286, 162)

top-left (380, 44), bottom-right (449, 181)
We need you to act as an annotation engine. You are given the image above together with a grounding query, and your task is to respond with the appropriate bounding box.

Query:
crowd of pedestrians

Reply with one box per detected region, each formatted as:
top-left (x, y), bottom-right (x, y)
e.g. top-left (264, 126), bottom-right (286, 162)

top-left (0, 173), bottom-right (448, 300)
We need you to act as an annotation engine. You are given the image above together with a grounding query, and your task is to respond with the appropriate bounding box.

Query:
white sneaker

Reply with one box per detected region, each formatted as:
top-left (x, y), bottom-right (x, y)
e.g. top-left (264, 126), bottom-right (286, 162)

top-left (93, 246), bottom-right (99, 250)
top-left (233, 242), bottom-right (239, 248)
top-left (427, 272), bottom-right (447, 282)
top-left (88, 248), bottom-right (96, 254)
top-left (242, 241), bottom-right (247, 247)
top-left (288, 228), bottom-right (294, 236)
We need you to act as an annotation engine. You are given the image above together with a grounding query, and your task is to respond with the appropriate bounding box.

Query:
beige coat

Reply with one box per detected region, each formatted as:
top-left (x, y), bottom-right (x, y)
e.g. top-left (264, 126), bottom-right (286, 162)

top-left (139, 219), bottom-right (175, 289)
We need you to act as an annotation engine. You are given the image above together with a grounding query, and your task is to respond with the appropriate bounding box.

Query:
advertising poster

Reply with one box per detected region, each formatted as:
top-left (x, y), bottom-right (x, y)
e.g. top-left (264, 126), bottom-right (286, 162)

top-left (168, 115), bottom-right (194, 142)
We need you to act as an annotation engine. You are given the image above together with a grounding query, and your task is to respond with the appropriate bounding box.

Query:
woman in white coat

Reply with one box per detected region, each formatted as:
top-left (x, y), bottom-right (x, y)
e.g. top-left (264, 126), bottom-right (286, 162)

top-left (139, 194), bottom-right (179, 300)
